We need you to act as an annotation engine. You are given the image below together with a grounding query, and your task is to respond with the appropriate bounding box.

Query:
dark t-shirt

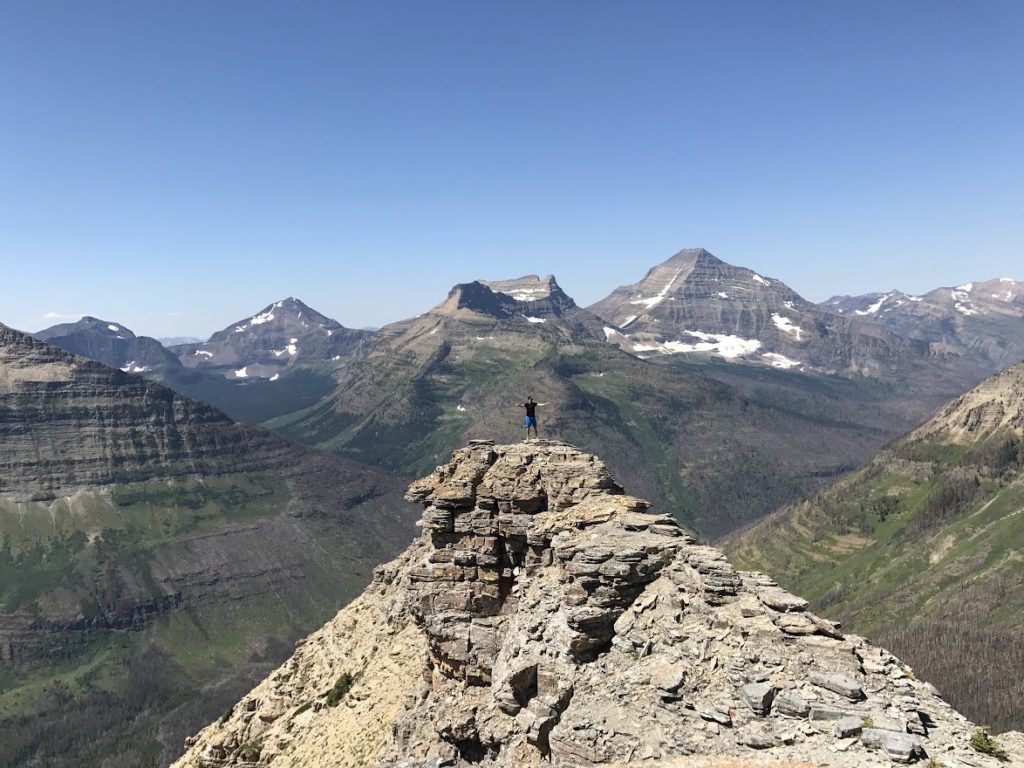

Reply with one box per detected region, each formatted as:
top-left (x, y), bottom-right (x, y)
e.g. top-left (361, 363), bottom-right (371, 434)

top-left (524, 402), bottom-right (537, 418)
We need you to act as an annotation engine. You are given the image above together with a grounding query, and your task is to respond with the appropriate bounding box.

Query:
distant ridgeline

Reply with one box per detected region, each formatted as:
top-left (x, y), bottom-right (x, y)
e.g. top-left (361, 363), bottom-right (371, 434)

top-left (30, 249), bottom-right (1022, 544)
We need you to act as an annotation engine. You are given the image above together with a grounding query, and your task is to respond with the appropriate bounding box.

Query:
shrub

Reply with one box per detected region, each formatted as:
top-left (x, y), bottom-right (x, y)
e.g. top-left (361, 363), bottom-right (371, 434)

top-left (325, 672), bottom-right (355, 707)
top-left (970, 726), bottom-right (1008, 759)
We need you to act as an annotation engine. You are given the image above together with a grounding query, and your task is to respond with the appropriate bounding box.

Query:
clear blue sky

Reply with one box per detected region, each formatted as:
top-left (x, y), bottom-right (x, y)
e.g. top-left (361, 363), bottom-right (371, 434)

top-left (2, 1), bottom-right (1021, 337)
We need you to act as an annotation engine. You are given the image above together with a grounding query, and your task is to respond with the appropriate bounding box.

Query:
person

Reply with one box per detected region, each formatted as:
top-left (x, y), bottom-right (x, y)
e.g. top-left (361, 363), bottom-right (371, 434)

top-left (517, 396), bottom-right (547, 440)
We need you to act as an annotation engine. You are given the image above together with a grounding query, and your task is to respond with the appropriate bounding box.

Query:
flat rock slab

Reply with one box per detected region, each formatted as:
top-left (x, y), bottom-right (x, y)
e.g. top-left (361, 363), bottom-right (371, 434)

top-left (811, 671), bottom-right (865, 701)
top-left (861, 728), bottom-right (921, 763)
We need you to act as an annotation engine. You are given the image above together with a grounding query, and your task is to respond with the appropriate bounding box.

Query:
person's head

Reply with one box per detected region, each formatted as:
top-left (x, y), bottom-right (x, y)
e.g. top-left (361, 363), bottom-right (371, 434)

top-left (527, 396), bottom-right (534, 403)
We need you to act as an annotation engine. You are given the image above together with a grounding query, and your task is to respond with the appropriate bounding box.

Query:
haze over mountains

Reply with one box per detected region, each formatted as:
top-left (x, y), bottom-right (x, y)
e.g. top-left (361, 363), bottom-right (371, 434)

top-left (0, 323), bottom-right (416, 767)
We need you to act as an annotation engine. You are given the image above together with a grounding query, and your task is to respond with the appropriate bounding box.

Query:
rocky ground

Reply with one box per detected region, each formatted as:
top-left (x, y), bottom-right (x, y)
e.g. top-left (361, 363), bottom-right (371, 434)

top-left (173, 440), bottom-right (1023, 767)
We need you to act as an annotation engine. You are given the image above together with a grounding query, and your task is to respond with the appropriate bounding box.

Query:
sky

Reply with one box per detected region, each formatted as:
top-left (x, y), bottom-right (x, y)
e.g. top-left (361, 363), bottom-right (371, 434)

top-left (1, 1), bottom-right (1022, 338)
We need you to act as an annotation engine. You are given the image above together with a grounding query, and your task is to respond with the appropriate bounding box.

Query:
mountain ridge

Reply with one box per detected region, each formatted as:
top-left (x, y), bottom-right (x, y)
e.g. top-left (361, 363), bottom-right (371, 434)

top-left (821, 277), bottom-right (1024, 372)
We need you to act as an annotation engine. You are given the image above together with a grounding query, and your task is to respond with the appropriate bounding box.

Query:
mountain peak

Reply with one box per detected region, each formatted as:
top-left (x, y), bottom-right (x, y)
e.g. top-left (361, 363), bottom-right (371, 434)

top-left (174, 439), bottom-right (1020, 768)
top-left (663, 246), bottom-right (719, 266)
top-left (37, 315), bottom-right (138, 340)
top-left (436, 274), bottom-right (579, 321)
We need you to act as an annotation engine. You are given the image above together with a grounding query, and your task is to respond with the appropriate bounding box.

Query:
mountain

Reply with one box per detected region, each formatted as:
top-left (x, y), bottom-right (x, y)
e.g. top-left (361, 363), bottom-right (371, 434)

top-left (173, 440), bottom-right (1023, 768)
top-left (821, 277), bottom-right (1024, 372)
top-left (268, 274), bottom-right (938, 539)
top-left (36, 315), bottom-right (183, 375)
top-left (0, 323), bottom-right (417, 768)
top-left (723, 361), bottom-right (1024, 731)
top-left (34, 298), bottom-right (376, 424)
top-left (590, 248), bottom-right (975, 378)
top-left (173, 297), bottom-right (375, 381)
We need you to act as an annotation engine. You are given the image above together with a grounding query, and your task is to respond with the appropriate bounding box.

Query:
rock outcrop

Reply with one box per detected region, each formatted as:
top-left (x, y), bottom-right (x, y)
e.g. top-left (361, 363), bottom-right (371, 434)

top-left (174, 440), bottom-right (1022, 768)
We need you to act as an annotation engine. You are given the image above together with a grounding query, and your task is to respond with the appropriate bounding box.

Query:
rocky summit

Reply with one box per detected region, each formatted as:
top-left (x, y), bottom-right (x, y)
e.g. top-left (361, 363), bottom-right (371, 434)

top-left (174, 296), bottom-right (375, 380)
top-left (173, 441), bottom-right (1022, 768)
top-left (589, 248), bottom-right (978, 379)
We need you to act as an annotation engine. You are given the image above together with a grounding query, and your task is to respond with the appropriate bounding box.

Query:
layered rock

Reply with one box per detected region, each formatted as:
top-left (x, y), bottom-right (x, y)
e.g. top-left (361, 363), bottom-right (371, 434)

top-left (0, 322), bottom-right (417, 765)
top-left (589, 248), bottom-right (986, 381)
top-left (822, 277), bottom-right (1024, 372)
top-left (173, 441), bottom-right (1021, 768)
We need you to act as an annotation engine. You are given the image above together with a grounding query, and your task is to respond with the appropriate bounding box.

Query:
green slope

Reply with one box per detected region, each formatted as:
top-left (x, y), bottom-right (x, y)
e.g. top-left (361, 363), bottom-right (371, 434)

top-left (724, 362), bottom-right (1024, 731)
top-left (0, 325), bottom-right (416, 767)
top-left (266, 288), bottom-right (933, 539)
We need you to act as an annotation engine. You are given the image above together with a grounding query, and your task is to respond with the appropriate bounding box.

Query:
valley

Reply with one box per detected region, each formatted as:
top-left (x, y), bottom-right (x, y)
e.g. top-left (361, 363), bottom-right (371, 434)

top-left (0, 324), bottom-right (417, 767)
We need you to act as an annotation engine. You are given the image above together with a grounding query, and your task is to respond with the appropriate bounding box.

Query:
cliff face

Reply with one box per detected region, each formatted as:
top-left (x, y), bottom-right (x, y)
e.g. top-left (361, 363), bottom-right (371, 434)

top-left (0, 323), bottom-right (295, 499)
top-left (174, 441), bottom-right (1023, 768)
top-left (0, 322), bottom-right (417, 767)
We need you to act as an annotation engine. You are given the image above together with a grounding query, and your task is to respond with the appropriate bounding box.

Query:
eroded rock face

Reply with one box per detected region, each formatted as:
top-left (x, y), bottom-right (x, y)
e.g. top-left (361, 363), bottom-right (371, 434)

top-left (173, 441), bottom-right (1024, 768)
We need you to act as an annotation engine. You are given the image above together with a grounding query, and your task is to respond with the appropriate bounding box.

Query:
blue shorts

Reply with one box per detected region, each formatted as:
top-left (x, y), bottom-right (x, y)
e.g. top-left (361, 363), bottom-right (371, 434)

top-left (524, 416), bottom-right (537, 427)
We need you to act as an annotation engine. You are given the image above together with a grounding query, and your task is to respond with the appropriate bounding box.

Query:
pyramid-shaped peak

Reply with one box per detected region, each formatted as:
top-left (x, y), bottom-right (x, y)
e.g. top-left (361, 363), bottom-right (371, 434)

top-left (663, 247), bottom-right (721, 266)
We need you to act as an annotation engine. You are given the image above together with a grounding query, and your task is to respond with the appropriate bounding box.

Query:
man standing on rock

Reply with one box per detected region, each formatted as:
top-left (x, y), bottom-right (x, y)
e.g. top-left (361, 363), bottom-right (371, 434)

top-left (517, 397), bottom-right (547, 440)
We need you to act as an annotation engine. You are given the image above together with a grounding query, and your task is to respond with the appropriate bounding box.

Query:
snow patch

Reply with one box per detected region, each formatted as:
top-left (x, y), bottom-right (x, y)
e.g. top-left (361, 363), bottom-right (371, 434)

top-left (762, 352), bottom-right (800, 369)
top-left (855, 294), bottom-right (891, 315)
top-left (771, 313), bottom-right (803, 340)
top-left (955, 302), bottom-right (979, 316)
top-left (273, 342), bottom-right (298, 356)
top-left (332, 355), bottom-right (342, 361)
top-left (999, 277), bottom-right (1017, 283)
top-left (234, 367), bottom-right (248, 378)
top-left (234, 326), bottom-right (246, 333)
top-left (522, 315), bottom-right (546, 324)
top-left (782, 300), bottom-right (795, 311)
top-left (326, 329), bottom-right (333, 336)
top-left (717, 292), bottom-right (730, 299)
top-left (752, 274), bottom-right (769, 285)
top-left (429, 327), bottom-right (438, 335)
top-left (909, 296), bottom-right (923, 302)
top-left (269, 373), bottom-right (280, 382)
top-left (507, 287), bottom-right (547, 301)
top-left (620, 315), bottom-right (638, 327)
top-left (956, 282), bottom-right (974, 292)
top-left (107, 324), bottom-right (120, 332)
top-left (249, 309), bottom-right (275, 326)
top-left (456, 405), bottom-right (467, 412)
top-left (635, 331), bottom-right (761, 359)
top-left (603, 327), bottom-right (622, 340)
top-left (629, 268), bottom-right (684, 309)
top-left (194, 350), bottom-right (213, 358)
